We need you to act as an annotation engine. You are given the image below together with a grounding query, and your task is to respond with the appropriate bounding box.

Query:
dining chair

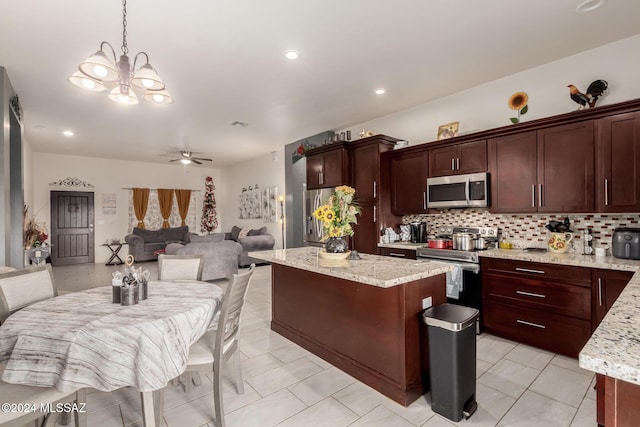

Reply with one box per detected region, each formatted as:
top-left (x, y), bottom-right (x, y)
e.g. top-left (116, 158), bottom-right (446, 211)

top-left (161, 264), bottom-right (255, 427)
top-left (0, 265), bottom-right (57, 323)
top-left (158, 254), bottom-right (205, 281)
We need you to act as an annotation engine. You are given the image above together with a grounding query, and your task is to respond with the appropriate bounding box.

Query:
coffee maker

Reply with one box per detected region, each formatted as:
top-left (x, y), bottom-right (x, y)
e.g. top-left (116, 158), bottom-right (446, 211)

top-left (410, 222), bottom-right (427, 243)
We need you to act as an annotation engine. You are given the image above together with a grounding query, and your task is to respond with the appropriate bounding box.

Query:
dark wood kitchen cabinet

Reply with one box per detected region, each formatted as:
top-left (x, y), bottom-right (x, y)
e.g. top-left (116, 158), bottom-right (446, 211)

top-left (592, 269), bottom-right (633, 329)
top-left (305, 143), bottom-right (348, 190)
top-left (489, 121), bottom-right (595, 213)
top-left (350, 135), bottom-right (400, 254)
top-left (596, 374), bottom-right (640, 427)
top-left (428, 139), bottom-right (487, 177)
top-left (387, 149), bottom-right (429, 215)
top-left (596, 111), bottom-right (640, 212)
top-left (481, 258), bottom-right (592, 357)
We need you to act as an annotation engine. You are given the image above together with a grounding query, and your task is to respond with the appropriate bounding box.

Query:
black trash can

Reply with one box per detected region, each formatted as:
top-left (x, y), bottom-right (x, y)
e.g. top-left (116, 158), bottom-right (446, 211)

top-left (423, 303), bottom-right (479, 422)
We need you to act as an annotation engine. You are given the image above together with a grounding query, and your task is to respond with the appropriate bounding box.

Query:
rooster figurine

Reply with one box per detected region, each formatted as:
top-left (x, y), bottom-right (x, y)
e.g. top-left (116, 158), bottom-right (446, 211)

top-left (567, 80), bottom-right (608, 110)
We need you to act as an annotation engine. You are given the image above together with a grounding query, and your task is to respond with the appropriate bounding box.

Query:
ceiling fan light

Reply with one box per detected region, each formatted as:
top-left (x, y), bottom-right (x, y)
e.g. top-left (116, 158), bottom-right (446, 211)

top-left (132, 63), bottom-right (165, 90)
top-left (79, 50), bottom-right (119, 81)
top-left (108, 85), bottom-right (139, 105)
top-left (180, 158), bottom-right (191, 165)
top-left (143, 89), bottom-right (174, 104)
top-left (68, 71), bottom-right (107, 92)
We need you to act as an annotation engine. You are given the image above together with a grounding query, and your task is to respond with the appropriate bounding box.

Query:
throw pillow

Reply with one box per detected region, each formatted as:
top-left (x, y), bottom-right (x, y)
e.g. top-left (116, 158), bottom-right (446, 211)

top-left (238, 227), bottom-right (252, 239)
top-left (230, 225), bottom-right (242, 241)
top-left (190, 234), bottom-right (225, 244)
top-left (248, 226), bottom-right (267, 236)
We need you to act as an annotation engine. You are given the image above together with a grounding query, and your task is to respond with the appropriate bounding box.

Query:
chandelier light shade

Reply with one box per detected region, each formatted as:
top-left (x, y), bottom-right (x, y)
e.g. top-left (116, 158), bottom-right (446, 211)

top-left (68, 0), bottom-right (172, 105)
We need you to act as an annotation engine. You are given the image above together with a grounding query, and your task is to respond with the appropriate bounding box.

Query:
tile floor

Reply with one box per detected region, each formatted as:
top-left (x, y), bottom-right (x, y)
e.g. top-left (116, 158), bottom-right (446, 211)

top-left (48, 263), bottom-right (597, 427)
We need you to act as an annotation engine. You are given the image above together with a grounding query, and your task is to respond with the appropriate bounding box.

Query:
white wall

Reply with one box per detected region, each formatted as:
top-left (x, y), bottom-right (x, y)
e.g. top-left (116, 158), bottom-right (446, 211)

top-left (338, 34), bottom-right (640, 146)
top-left (33, 153), bottom-right (222, 263)
top-left (22, 137), bottom-right (33, 210)
top-left (219, 150), bottom-right (285, 249)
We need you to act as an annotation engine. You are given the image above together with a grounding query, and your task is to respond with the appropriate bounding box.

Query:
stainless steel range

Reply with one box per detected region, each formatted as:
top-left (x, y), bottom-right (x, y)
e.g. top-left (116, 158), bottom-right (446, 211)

top-left (417, 226), bottom-right (501, 333)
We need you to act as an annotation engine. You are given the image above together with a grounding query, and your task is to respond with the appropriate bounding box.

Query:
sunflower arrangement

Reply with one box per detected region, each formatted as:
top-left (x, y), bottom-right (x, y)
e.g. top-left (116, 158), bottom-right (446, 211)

top-left (508, 91), bottom-right (529, 124)
top-left (312, 185), bottom-right (360, 241)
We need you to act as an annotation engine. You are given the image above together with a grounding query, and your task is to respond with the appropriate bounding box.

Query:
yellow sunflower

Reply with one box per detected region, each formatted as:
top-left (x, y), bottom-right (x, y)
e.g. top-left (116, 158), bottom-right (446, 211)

top-left (508, 92), bottom-right (528, 110)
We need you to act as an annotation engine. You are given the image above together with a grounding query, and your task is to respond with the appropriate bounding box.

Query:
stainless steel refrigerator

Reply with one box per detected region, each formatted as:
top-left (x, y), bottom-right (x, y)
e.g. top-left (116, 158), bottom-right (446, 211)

top-left (303, 188), bottom-right (330, 247)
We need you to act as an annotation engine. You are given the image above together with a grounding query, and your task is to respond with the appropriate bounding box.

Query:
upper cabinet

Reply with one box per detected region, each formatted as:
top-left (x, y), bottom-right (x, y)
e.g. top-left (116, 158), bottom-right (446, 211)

top-left (305, 144), bottom-right (348, 190)
top-left (489, 121), bottom-right (595, 213)
top-left (428, 140), bottom-right (487, 177)
top-left (387, 149), bottom-right (429, 215)
top-left (596, 112), bottom-right (640, 212)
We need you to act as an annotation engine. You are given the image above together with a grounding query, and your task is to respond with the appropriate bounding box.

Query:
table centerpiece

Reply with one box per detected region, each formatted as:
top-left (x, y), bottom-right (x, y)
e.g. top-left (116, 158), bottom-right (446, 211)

top-left (312, 185), bottom-right (360, 260)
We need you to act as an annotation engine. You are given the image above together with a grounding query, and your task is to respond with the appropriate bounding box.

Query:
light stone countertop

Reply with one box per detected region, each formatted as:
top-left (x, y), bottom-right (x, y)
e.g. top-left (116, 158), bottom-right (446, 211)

top-left (377, 242), bottom-right (426, 250)
top-left (249, 247), bottom-right (451, 288)
top-left (477, 248), bottom-right (640, 386)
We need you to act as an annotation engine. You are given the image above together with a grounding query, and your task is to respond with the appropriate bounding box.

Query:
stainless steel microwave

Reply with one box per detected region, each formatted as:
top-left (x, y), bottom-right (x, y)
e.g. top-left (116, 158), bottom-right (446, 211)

top-left (426, 172), bottom-right (489, 209)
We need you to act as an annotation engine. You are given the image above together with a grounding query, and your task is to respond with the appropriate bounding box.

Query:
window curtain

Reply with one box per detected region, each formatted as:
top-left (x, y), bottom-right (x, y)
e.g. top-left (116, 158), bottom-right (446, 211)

top-left (174, 189), bottom-right (192, 226)
top-left (157, 189), bottom-right (174, 229)
top-left (132, 188), bottom-right (150, 229)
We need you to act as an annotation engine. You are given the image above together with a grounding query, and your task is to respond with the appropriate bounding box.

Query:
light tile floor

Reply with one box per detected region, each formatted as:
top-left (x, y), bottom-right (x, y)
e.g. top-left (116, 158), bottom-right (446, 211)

top-left (48, 263), bottom-right (597, 427)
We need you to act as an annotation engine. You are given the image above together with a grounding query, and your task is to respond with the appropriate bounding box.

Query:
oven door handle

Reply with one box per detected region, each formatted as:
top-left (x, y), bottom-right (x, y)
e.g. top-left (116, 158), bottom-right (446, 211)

top-left (424, 259), bottom-right (480, 274)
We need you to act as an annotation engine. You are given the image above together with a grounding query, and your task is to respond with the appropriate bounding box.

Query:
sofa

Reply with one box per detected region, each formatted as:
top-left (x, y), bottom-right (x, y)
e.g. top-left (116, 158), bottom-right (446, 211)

top-left (224, 226), bottom-right (275, 266)
top-left (124, 226), bottom-right (195, 262)
top-left (165, 234), bottom-right (242, 281)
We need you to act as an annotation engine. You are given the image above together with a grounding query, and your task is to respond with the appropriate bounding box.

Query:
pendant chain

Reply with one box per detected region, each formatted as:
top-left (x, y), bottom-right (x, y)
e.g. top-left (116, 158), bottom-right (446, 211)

top-left (121, 0), bottom-right (128, 55)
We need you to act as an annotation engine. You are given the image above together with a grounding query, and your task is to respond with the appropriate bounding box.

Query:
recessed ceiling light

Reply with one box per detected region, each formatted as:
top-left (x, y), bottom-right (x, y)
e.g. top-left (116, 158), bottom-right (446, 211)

top-left (576, 0), bottom-right (607, 13)
top-left (62, 130), bottom-right (74, 137)
top-left (284, 50), bottom-right (300, 60)
top-left (375, 89), bottom-right (386, 95)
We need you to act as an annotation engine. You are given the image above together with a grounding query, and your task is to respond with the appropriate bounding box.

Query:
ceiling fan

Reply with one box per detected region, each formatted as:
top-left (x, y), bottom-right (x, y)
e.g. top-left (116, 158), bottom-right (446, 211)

top-left (168, 151), bottom-right (212, 165)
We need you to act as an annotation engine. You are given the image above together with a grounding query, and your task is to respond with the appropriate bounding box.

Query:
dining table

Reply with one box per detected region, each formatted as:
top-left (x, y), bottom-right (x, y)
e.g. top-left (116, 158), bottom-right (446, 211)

top-left (0, 280), bottom-right (224, 427)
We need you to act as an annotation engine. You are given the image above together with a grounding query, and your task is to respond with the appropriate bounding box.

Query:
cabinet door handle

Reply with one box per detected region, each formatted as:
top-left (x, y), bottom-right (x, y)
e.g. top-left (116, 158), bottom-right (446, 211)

top-left (373, 180), bottom-right (377, 199)
top-left (532, 184), bottom-right (536, 208)
top-left (389, 252), bottom-right (406, 257)
top-left (456, 158), bottom-right (460, 170)
top-left (598, 277), bottom-right (603, 307)
top-left (423, 191), bottom-right (427, 210)
top-left (538, 184), bottom-right (543, 207)
top-left (604, 179), bottom-right (609, 206)
top-left (373, 206), bottom-right (377, 223)
top-left (517, 319), bottom-right (546, 329)
top-left (516, 290), bottom-right (546, 298)
top-left (515, 267), bottom-right (545, 274)
top-left (451, 158), bottom-right (455, 171)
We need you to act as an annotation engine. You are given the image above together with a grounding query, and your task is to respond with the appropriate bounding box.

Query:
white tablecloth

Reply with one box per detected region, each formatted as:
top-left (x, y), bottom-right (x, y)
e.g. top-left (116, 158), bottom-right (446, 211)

top-left (0, 280), bottom-right (223, 392)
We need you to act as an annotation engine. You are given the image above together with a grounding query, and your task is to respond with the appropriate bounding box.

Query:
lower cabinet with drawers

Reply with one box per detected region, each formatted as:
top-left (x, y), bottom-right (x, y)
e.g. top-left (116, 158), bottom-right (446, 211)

top-left (481, 258), bottom-right (592, 357)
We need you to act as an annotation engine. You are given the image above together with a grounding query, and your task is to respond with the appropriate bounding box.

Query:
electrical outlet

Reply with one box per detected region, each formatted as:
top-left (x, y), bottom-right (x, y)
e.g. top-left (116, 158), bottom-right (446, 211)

top-left (422, 297), bottom-right (432, 310)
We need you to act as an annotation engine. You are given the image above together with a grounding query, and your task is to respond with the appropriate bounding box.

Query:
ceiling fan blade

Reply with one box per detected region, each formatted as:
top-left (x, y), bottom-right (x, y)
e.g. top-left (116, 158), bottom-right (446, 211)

top-left (192, 159), bottom-right (202, 165)
top-left (169, 159), bottom-right (180, 162)
top-left (193, 157), bottom-right (212, 162)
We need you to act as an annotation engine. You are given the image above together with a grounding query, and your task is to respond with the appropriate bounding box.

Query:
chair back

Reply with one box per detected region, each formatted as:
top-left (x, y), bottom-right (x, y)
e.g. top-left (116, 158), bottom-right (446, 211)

top-left (215, 264), bottom-right (255, 356)
top-left (158, 254), bottom-right (205, 281)
top-left (0, 265), bottom-right (57, 322)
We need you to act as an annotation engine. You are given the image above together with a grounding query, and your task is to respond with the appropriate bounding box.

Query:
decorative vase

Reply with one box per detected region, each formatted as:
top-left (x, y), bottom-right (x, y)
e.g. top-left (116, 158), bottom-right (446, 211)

top-left (324, 237), bottom-right (349, 253)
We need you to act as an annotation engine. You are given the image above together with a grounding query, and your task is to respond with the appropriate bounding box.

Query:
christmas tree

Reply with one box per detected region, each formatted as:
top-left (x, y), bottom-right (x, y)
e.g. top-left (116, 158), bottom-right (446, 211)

top-left (201, 176), bottom-right (218, 233)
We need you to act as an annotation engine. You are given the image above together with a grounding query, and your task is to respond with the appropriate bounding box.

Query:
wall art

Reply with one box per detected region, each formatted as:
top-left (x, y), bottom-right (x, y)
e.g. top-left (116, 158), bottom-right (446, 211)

top-left (238, 187), bottom-right (262, 219)
top-left (436, 121), bottom-right (459, 140)
top-left (262, 186), bottom-right (277, 223)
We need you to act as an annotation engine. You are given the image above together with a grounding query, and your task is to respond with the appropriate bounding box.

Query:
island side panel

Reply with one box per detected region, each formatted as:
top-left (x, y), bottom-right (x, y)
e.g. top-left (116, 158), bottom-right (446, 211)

top-left (270, 263), bottom-right (446, 406)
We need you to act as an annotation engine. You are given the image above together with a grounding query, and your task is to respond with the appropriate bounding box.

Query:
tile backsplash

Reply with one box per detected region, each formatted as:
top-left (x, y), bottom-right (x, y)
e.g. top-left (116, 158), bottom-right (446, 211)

top-left (402, 209), bottom-right (640, 253)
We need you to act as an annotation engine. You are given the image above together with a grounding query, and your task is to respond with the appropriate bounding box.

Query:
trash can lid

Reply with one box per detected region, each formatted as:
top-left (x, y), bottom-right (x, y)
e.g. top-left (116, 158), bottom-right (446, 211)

top-left (423, 303), bottom-right (479, 332)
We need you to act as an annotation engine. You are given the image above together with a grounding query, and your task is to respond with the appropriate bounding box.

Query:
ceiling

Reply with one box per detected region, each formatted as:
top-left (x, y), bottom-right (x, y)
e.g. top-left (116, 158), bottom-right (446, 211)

top-left (1, 0), bottom-right (639, 167)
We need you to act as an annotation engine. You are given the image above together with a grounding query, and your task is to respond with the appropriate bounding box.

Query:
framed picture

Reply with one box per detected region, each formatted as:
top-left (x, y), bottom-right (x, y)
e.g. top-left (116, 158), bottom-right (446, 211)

top-left (437, 121), bottom-right (460, 140)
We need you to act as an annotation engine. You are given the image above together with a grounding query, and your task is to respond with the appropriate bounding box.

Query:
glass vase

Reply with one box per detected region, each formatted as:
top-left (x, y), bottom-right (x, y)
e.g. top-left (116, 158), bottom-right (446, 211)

top-left (324, 236), bottom-right (349, 253)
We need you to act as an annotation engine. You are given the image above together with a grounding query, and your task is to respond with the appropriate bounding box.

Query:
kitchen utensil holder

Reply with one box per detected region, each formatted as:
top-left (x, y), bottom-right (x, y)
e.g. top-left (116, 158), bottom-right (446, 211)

top-left (121, 284), bottom-right (139, 306)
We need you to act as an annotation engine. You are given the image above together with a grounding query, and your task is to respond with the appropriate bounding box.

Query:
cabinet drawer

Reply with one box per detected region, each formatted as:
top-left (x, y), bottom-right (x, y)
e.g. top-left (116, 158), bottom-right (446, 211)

top-left (379, 247), bottom-right (417, 260)
top-left (483, 300), bottom-right (591, 357)
top-left (484, 273), bottom-right (591, 320)
top-left (481, 258), bottom-right (591, 287)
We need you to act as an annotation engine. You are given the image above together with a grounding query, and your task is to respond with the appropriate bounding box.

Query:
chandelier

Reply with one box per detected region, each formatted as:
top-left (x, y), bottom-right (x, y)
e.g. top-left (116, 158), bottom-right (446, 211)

top-left (68, 0), bottom-right (173, 105)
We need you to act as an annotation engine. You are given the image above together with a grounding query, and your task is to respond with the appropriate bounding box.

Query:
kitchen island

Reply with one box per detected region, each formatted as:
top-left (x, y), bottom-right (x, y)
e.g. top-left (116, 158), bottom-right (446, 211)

top-left (249, 247), bottom-right (450, 406)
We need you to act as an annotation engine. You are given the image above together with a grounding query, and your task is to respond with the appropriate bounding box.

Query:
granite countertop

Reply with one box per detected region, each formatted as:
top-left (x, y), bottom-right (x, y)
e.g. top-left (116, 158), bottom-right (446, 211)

top-left (478, 248), bottom-right (640, 386)
top-left (478, 248), bottom-right (640, 272)
top-left (249, 247), bottom-right (451, 288)
top-left (377, 242), bottom-right (425, 250)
